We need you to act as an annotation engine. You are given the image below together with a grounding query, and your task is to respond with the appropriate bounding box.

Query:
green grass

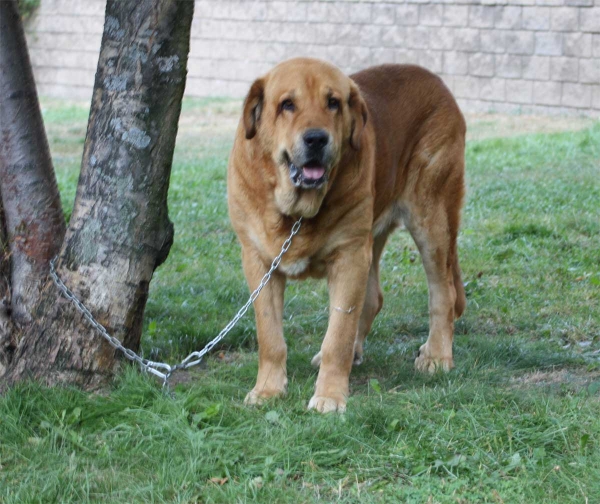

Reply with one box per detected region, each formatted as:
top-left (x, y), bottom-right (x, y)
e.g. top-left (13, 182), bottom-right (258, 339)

top-left (1, 98), bottom-right (599, 503)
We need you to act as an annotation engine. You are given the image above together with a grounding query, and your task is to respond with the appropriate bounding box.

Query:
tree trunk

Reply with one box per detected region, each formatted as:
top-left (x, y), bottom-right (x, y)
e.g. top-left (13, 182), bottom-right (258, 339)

top-left (0, 206), bottom-right (12, 375)
top-left (0, 0), bottom-right (65, 332)
top-left (3, 0), bottom-right (194, 389)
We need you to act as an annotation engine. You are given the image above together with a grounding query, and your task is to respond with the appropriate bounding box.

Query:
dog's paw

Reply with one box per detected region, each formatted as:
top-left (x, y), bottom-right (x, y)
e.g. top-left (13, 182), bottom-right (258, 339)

top-left (307, 394), bottom-right (346, 414)
top-left (414, 343), bottom-right (454, 374)
top-left (311, 351), bottom-right (322, 368)
top-left (353, 351), bottom-right (363, 366)
top-left (244, 387), bottom-right (285, 406)
top-left (311, 350), bottom-right (363, 368)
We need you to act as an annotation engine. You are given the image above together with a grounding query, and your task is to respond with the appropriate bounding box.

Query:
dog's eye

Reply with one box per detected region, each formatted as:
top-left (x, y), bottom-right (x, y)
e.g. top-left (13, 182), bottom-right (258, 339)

top-left (281, 99), bottom-right (295, 112)
top-left (328, 97), bottom-right (340, 110)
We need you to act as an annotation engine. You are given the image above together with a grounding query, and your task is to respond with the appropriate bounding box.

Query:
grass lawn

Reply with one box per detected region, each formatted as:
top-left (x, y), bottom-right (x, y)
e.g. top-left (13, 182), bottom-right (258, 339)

top-left (1, 98), bottom-right (599, 503)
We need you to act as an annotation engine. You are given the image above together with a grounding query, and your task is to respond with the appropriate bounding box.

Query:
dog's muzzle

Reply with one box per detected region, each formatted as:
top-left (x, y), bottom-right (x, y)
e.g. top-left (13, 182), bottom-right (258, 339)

top-left (287, 129), bottom-right (331, 189)
top-left (288, 160), bottom-right (327, 189)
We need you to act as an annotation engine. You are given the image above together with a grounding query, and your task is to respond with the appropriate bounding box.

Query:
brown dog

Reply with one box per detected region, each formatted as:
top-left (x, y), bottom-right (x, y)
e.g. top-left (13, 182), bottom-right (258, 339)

top-left (227, 58), bottom-right (466, 413)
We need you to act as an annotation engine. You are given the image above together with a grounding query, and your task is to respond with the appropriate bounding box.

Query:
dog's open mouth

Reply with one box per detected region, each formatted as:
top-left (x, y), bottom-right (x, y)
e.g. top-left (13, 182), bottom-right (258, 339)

top-left (287, 155), bottom-right (327, 189)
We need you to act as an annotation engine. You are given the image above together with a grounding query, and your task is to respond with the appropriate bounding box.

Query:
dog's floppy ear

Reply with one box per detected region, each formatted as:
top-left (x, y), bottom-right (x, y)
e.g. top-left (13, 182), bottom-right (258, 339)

top-left (348, 83), bottom-right (368, 150)
top-left (243, 78), bottom-right (265, 140)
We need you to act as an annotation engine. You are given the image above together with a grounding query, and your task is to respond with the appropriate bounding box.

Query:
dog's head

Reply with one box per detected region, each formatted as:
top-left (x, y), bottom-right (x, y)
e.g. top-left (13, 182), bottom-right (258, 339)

top-left (242, 58), bottom-right (368, 217)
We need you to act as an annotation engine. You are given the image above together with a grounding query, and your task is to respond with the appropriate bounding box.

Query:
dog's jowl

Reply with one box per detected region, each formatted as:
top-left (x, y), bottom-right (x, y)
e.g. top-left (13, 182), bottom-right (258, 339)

top-left (228, 58), bottom-right (466, 413)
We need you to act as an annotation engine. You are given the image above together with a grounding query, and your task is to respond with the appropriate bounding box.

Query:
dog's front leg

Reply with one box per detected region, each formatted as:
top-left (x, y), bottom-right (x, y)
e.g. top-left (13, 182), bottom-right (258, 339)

top-left (241, 246), bottom-right (288, 405)
top-left (309, 243), bottom-right (372, 413)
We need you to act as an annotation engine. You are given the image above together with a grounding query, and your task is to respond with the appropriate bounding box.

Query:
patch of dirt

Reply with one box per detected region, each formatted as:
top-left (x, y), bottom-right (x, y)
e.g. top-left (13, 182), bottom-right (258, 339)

top-left (510, 368), bottom-right (600, 393)
top-left (166, 351), bottom-right (249, 388)
top-left (465, 113), bottom-right (596, 141)
top-left (178, 99), bottom-right (242, 137)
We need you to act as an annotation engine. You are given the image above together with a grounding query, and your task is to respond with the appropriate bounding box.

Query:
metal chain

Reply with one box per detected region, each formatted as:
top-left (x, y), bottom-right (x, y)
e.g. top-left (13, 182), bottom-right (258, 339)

top-left (49, 218), bottom-right (302, 388)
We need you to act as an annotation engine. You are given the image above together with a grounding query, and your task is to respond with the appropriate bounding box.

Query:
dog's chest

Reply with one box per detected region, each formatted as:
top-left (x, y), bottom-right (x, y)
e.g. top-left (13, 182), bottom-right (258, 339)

top-left (278, 253), bottom-right (328, 279)
top-left (278, 257), bottom-right (309, 276)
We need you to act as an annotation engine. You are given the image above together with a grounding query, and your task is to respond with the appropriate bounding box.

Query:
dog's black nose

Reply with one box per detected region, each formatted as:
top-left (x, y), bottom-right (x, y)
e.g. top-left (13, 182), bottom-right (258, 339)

top-left (303, 129), bottom-right (329, 150)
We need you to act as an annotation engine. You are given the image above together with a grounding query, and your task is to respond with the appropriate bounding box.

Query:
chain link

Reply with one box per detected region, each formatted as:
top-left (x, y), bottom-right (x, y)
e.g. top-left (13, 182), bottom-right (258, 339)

top-left (49, 218), bottom-right (302, 388)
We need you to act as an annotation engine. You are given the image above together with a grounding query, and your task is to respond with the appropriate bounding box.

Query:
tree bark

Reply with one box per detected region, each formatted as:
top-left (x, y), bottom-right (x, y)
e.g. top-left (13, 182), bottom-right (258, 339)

top-left (0, 0), bottom-right (66, 331)
top-left (0, 205), bottom-right (13, 376)
top-left (3, 0), bottom-right (194, 389)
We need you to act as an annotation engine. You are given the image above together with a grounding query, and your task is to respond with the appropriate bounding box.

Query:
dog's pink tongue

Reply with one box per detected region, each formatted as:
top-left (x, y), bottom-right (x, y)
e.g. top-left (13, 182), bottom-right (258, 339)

top-left (302, 166), bottom-right (325, 180)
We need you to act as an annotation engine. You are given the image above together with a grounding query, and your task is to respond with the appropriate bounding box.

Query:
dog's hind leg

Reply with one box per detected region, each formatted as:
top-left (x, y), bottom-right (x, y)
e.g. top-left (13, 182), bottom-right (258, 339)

top-left (451, 240), bottom-right (467, 319)
top-left (354, 232), bottom-right (388, 365)
top-left (405, 151), bottom-right (466, 373)
top-left (407, 207), bottom-right (456, 372)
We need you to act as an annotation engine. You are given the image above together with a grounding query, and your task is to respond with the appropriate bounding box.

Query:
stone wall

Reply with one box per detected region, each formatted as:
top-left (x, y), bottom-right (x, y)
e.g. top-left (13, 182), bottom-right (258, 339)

top-left (25, 0), bottom-right (600, 116)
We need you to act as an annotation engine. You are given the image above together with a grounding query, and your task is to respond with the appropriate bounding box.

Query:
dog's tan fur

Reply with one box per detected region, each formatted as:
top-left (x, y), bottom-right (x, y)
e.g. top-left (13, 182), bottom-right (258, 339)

top-left (228, 58), bottom-right (466, 413)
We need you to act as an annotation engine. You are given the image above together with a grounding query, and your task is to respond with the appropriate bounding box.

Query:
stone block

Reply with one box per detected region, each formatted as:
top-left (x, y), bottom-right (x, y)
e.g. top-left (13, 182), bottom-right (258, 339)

top-left (521, 6), bottom-right (550, 30)
top-left (481, 29), bottom-right (507, 53)
top-left (267, 2), bottom-right (306, 22)
top-left (194, 1), bottom-right (213, 19)
top-left (294, 23), bottom-right (319, 44)
top-left (324, 2), bottom-right (350, 24)
top-left (535, 32), bottom-right (562, 55)
top-left (211, 1), bottom-right (231, 20)
top-left (372, 4), bottom-right (396, 25)
top-left (406, 26), bottom-right (430, 49)
top-left (508, 0), bottom-right (536, 6)
top-left (371, 47), bottom-right (396, 65)
top-left (358, 25), bottom-right (382, 47)
top-left (550, 7), bottom-right (579, 31)
top-left (522, 55), bottom-right (551, 79)
top-left (535, 0), bottom-right (563, 6)
top-left (453, 75), bottom-right (480, 98)
top-left (495, 6), bottom-right (522, 29)
top-left (306, 2), bottom-right (329, 23)
top-left (550, 56), bottom-right (579, 81)
top-left (430, 27), bottom-right (456, 50)
top-left (327, 45), bottom-right (351, 68)
top-left (443, 51), bottom-right (470, 74)
top-left (479, 77), bottom-right (506, 100)
top-left (563, 33), bottom-right (593, 57)
top-left (562, 82), bottom-right (592, 106)
top-left (420, 5), bottom-right (444, 26)
top-left (592, 85), bottom-right (600, 109)
top-left (394, 49), bottom-right (420, 65)
top-left (455, 28), bottom-right (480, 51)
top-left (419, 50), bottom-right (444, 72)
top-left (469, 5), bottom-right (496, 28)
top-left (566, 0), bottom-right (593, 5)
top-left (496, 54), bottom-right (523, 77)
top-left (469, 53), bottom-right (495, 76)
top-left (580, 8), bottom-right (600, 32)
top-left (27, 31), bottom-right (102, 53)
top-left (506, 79), bottom-right (533, 103)
top-left (381, 25), bottom-right (408, 47)
top-left (349, 3), bottom-right (372, 23)
top-left (396, 5), bottom-right (420, 25)
top-left (348, 46), bottom-right (372, 68)
top-left (506, 30), bottom-right (535, 54)
top-left (533, 80), bottom-right (562, 104)
top-left (444, 5), bottom-right (469, 26)
top-left (313, 23), bottom-right (341, 45)
top-left (183, 77), bottom-right (212, 97)
top-left (334, 24), bottom-right (361, 46)
top-left (579, 58), bottom-right (600, 83)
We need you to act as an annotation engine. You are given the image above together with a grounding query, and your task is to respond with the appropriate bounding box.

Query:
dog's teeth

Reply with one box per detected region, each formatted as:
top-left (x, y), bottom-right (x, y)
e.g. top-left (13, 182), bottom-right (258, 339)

top-left (289, 163), bottom-right (303, 187)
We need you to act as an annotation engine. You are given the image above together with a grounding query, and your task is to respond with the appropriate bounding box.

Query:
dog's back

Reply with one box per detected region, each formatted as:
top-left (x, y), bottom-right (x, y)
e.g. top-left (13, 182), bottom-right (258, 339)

top-left (351, 65), bottom-right (466, 221)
